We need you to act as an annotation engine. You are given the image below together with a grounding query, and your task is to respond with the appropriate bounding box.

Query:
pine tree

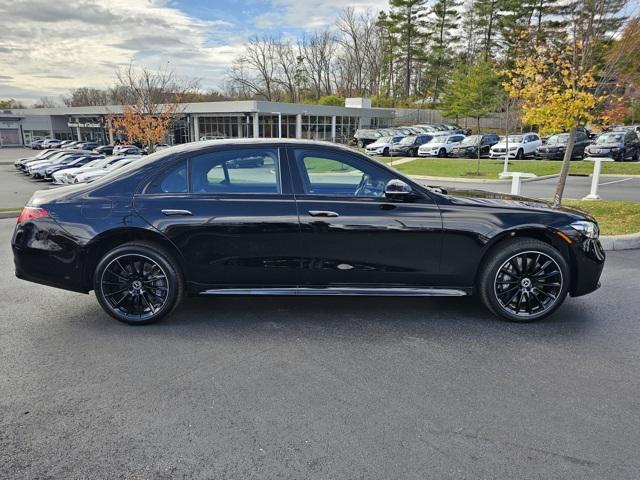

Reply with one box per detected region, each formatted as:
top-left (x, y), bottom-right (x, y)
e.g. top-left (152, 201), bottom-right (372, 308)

top-left (389, 0), bottom-right (429, 97)
top-left (424, 0), bottom-right (462, 103)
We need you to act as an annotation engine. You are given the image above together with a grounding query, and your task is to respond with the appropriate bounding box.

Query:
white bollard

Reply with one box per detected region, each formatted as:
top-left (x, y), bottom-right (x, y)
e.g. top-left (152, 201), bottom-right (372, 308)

top-left (583, 157), bottom-right (614, 200)
top-left (499, 172), bottom-right (537, 195)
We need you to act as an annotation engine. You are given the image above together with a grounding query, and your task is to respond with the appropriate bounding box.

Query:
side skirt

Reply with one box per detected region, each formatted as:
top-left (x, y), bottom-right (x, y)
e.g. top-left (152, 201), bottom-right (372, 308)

top-left (200, 287), bottom-right (470, 297)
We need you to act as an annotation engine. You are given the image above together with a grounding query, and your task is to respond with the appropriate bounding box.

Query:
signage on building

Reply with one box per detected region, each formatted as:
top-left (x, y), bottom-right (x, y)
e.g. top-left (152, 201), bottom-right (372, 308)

top-left (68, 121), bottom-right (102, 128)
top-left (0, 121), bottom-right (20, 129)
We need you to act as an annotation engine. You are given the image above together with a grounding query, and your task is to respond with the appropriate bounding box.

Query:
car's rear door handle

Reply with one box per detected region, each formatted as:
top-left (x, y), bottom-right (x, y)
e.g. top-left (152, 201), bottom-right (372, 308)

top-left (308, 210), bottom-right (339, 217)
top-left (161, 209), bottom-right (193, 216)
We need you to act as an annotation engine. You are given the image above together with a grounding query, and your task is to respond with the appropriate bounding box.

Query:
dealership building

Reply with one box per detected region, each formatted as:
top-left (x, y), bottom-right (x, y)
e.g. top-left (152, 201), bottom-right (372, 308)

top-left (0, 99), bottom-right (395, 147)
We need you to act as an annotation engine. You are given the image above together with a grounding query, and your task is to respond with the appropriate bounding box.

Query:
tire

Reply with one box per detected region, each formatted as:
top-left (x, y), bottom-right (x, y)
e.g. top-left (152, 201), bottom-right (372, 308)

top-left (478, 238), bottom-right (570, 323)
top-left (94, 242), bottom-right (184, 325)
top-left (438, 148), bottom-right (447, 158)
top-left (409, 148), bottom-right (417, 157)
top-left (515, 149), bottom-right (524, 160)
top-left (632, 149), bottom-right (639, 162)
top-left (357, 140), bottom-right (364, 148)
top-left (383, 147), bottom-right (389, 157)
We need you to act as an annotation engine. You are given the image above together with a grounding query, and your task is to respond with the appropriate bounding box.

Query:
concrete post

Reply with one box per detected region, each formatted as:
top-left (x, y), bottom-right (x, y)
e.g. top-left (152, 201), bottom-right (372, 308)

top-left (253, 112), bottom-right (260, 138)
top-left (331, 116), bottom-right (336, 142)
top-left (583, 157), bottom-right (614, 200)
top-left (296, 114), bottom-right (302, 139)
top-left (499, 172), bottom-right (537, 195)
top-left (193, 115), bottom-right (200, 141)
top-left (107, 117), bottom-right (114, 144)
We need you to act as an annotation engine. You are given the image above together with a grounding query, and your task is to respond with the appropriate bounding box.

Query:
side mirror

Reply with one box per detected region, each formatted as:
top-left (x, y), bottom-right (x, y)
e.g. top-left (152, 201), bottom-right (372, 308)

top-left (385, 179), bottom-right (413, 201)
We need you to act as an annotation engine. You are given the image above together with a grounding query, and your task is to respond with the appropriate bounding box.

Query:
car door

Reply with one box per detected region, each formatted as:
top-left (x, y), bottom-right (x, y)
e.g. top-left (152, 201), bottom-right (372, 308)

top-left (134, 145), bottom-right (301, 289)
top-left (287, 146), bottom-right (443, 288)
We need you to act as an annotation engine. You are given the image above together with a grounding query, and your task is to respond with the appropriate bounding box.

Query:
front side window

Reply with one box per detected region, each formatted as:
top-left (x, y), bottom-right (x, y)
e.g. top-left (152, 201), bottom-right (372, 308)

top-left (293, 148), bottom-right (393, 198)
top-left (190, 148), bottom-right (280, 194)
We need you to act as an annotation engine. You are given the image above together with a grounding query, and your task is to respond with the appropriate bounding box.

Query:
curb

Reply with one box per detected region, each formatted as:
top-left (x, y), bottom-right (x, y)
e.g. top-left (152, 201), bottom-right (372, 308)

top-left (599, 232), bottom-right (640, 251)
top-left (409, 173), bottom-right (559, 184)
top-left (0, 211), bottom-right (20, 219)
top-left (599, 174), bottom-right (640, 178)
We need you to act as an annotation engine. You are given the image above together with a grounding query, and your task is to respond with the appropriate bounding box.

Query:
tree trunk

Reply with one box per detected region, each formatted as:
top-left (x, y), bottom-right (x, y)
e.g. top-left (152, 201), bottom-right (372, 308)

top-left (476, 116), bottom-right (481, 175)
top-left (552, 127), bottom-right (576, 207)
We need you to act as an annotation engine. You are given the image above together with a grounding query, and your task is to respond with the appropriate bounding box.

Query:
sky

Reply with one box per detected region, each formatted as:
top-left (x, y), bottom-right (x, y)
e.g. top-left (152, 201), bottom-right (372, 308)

top-left (0, 0), bottom-right (387, 105)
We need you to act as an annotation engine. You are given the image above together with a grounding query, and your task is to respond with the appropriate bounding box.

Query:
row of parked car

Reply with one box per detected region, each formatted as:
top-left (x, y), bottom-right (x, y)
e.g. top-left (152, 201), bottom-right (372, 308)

top-left (14, 146), bottom-right (145, 185)
top-left (359, 126), bottom-right (640, 162)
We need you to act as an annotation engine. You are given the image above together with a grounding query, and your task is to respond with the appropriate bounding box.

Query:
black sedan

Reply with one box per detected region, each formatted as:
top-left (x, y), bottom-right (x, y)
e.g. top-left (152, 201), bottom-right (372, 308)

top-left (536, 132), bottom-right (591, 160)
top-left (585, 130), bottom-right (640, 161)
top-left (450, 134), bottom-right (500, 158)
top-left (12, 140), bottom-right (605, 325)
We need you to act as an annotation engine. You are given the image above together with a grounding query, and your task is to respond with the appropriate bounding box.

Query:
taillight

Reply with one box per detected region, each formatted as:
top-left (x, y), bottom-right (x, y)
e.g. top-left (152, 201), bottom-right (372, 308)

top-left (17, 207), bottom-right (49, 224)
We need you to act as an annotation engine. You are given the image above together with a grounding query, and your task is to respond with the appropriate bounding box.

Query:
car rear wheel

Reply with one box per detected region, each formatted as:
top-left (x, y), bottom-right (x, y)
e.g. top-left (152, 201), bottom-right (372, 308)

top-left (94, 243), bottom-right (184, 325)
top-left (478, 238), bottom-right (569, 322)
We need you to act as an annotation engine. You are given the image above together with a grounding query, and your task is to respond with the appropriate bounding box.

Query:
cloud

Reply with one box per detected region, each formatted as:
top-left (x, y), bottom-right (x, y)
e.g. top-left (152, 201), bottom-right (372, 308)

top-left (0, 0), bottom-right (241, 103)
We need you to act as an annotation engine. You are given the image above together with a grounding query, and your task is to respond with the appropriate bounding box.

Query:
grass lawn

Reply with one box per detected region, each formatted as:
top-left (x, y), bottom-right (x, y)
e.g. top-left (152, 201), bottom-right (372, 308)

top-left (562, 200), bottom-right (640, 236)
top-left (0, 207), bottom-right (21, 212)
top-left (381, 158), bottom-right (640, 179)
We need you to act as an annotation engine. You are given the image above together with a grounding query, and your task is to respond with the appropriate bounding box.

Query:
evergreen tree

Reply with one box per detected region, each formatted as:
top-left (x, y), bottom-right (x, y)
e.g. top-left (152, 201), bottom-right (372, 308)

top-left (389, 0), bottom-right (429, 97)
top-left (424, 0), bottom-right (462, 103)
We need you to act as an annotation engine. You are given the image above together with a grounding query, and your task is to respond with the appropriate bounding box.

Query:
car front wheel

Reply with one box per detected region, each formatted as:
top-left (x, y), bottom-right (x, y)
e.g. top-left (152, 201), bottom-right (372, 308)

top-left (478, 238), bottom-right (570, 322)
top-left (94, 242), bottom-right (184, 325)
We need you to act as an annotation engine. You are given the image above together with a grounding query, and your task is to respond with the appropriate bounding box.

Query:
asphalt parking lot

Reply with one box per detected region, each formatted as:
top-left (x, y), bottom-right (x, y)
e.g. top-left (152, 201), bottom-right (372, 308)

top-left (1, 217), bottom-right (639, 479)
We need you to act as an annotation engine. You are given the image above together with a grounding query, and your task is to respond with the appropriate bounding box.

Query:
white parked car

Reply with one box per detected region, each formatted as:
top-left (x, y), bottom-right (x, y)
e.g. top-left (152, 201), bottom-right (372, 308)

top-left (41, 139), bottom-right (62, 149)
top-left (52, 156), bottom-right (138, 184)
top-left (73, 156), bottom-right (141, 183)
top-left (490, 133), bottom-right (542, 159)
top-left (365, 135), bottom-right (405, 156)
top-left (418, 134), bottom-right (466, 157)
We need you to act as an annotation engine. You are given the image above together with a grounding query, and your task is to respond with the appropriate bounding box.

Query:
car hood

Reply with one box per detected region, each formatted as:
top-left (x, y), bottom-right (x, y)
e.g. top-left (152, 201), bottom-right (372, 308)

top-left (492, 142), bottom-right (523, 149)
top-left (590, 143), bottom-right (622, 148)
top-left (440, 187), bottom-right (592, 219)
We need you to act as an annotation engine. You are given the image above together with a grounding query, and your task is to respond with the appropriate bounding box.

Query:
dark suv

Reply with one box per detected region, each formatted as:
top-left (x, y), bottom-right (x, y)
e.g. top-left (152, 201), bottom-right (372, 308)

top-left (450, 134), bottom-right (500, 158)
top-left (585, 130), bottom-right (640, 162)
top-left (536, 132), bottom-right (591, 160)
top-left (390, 134), bottom-right (432, 157)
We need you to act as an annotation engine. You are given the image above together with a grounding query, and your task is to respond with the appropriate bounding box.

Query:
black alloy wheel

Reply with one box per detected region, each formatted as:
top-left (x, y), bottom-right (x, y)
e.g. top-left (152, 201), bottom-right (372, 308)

top-left (383, 147), bottom-right (390, 157)
top-left (515, 149), bottom-right (524, 160)
top-left (94, 243), bottom-right (183, 324)
top-left (438, 148), bottom-right (447, 158)
top-left (479, 238), bottom-right (569, 322)
top-left (409, 148), bottom-right (417, 157)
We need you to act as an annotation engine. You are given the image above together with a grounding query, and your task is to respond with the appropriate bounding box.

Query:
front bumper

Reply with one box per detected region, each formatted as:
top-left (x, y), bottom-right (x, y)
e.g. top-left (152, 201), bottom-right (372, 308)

top-left (536, 150), bottom-right (565, 160)
top-left (566, 235), bottom-right (606, 297)
top-left (489, 150), bottom-right (518, 158)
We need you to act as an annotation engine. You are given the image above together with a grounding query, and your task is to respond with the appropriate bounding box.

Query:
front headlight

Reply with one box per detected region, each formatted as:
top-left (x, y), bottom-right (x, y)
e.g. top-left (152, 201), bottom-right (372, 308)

top-left (570, 220), bottom-right (599, 239)
top-left (509, 146), bottom-right (517, 151)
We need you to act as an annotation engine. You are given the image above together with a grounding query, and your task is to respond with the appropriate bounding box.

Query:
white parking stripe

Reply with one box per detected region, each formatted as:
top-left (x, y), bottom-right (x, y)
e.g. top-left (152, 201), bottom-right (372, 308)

top-left (599, 177), bottom-right (634, 186)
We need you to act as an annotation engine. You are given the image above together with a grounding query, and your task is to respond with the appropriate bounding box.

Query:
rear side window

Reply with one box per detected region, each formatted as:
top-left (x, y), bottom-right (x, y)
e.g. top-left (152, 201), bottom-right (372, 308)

top-left (146, 160), bottom-right (188, 194)
top-left (190, 148), bottom-right (280, 194)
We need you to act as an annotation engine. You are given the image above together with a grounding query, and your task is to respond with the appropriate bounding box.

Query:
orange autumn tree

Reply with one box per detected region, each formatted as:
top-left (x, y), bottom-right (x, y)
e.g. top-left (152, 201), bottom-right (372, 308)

top-left (111, 64), bottom-right (198, 153)
top-left (112, 102), bottom-right (178, 153)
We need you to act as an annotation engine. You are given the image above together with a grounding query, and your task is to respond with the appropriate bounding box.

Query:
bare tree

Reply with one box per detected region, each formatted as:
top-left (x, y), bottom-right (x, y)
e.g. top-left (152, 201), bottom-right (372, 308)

top-left (32, 97), bottom-right (57, 108)
top-left (62, 88), bottom-right (110, 107)
top-left (228, 36), bottom-right (281, 101)
top-left (299, 30), bottom-right (336, 99)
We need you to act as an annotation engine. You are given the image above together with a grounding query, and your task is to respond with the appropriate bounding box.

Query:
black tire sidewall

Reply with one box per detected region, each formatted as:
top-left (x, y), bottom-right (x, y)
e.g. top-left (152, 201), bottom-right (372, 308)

top-left (94, 243), bottom-right (182, 325)
top-left (479, 238), bottom-right (570, 322)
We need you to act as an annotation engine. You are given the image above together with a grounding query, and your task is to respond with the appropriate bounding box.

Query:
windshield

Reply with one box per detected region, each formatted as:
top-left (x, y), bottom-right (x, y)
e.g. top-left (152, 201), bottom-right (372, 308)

top-left (427, 135), bottom-right (448, 144)
top-left (399, 136), bottom-right (416, 145)
top-left (546, 134), bottom-right (569, 144)
top-left (460, 135), bottom-right (481, 145)
top-left (375, 136), bottom-right (393, 143)
top-left (596, 133), bottom-right (624, 144)
top-left (505, 135), bottom-right (523, 143)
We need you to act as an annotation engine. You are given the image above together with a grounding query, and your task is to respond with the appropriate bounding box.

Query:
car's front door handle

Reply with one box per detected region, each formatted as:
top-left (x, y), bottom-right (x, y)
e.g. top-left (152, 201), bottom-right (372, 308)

top-left (308, 210), bottom-right (339, 218)
top-left (161, 209), bottom-right (193, 216)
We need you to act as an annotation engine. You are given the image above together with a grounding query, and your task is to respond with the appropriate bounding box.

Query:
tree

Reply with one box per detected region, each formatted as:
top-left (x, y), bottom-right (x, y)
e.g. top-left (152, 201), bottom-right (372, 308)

top-left (32, 97), bottom-right (57, 108)
top-left (62, 88), bottom-right (109, 107)
top-left (504, 51), bottom-right (601, 205)
top-left (228, 36), bottom-right (280, 101)
top-left (111, 64), bottom-right (197, 152)
top-left (0, 99), bottom-right (25, 109)
top-left (389, 0), bottom-right (429, 97)
top-left (424, 0), bottom-right (461, 103)
top-left (441, 61), bottom-right (503, 174)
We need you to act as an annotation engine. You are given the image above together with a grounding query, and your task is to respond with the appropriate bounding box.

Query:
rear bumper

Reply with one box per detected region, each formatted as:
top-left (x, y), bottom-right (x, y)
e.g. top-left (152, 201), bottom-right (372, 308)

top-left (12, 218), bottom-right (89, 293)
